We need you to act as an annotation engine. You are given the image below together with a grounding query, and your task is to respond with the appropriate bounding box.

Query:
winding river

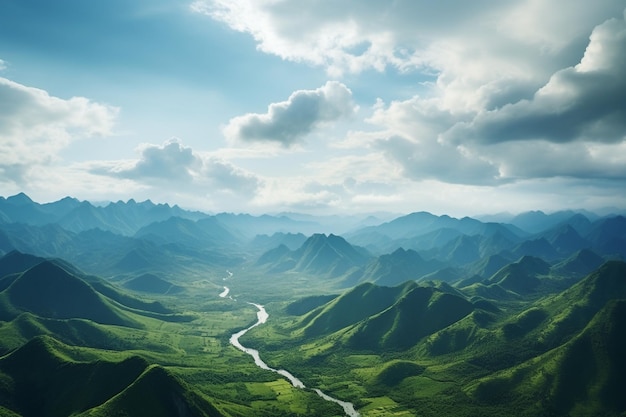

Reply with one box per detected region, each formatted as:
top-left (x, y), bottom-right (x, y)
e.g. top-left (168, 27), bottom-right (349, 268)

top-left (229, 302), bottom-right (360, 417)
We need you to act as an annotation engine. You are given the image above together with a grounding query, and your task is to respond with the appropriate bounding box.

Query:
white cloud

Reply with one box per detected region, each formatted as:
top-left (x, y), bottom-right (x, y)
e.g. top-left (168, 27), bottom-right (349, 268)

top-left (192, 0), bottom-right (623, 78)
top-left (0, 77), bottom-right (118, 185)
top-left (0, 59), bottom-right (6, 71)
top-left (444, 13), bottom-right (626, 145)
top-left (223, 81), bottom-right (356, 146)
top-left (91, 138), bottom-right (261, 194)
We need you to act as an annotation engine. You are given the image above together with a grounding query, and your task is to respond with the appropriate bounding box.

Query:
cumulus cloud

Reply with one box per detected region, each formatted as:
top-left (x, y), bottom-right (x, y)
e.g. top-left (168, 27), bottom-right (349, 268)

top-left (111, 139), bottom-right (201, 182)
top-left (224, 81), bottom-right (356, 146)
top-left (192, 0), bottom-right (623, 77)
top-left (195, 0), bottom-right (626, 192)
top-left (358, 9), bottom-right (626, 186)
top-left (92, 138), bottom-right (260, 194)
top-left (0, 77), bottom-right (118, 184)
top-left (444, 14), bottom-right (626, 145)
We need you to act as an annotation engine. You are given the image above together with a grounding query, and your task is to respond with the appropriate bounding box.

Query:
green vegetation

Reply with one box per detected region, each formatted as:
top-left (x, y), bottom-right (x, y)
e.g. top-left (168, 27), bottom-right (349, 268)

top-left (1, 196), bottom-right (625, 416)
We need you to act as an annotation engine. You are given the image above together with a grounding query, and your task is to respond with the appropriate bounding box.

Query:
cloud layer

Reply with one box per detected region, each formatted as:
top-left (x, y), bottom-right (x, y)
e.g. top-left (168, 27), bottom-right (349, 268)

top-left (92, 138), bottom-right (260, 195)
top-left (224, 81), bottom-right (356, 146)
top-left (0, 77), bottom-right (118, 185)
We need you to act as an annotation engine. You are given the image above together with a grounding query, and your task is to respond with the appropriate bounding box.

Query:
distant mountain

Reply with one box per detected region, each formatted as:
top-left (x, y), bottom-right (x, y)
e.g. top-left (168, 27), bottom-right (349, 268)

top-left (354, 248), bottom-right (442, 287)
top-left (134, 216), bottom-right (240, 249)
top-left (249, 232), bottom-right (308, 252)
top-left (510, 237), bottom-right (560, 261)
top-left (440, 234), bottom-right (481, 265)
top-left (0, 193), bottom-right (208, 235)
top-left (509, 210), bottom-right (592, 234)
top-left (215, 212), bottom-right (320, 239)
top-left (0, 193), bottom-right (57, 225)
top-left (585, 215), bottom-right (626, 257)
top-left (258, 233), bottom-right (371, 279)
top-left (467, 253), bottom-right (513, 279)
top-left (256, 244), bottom-right (293, 268)
top-left (540, 224), bottom-right (590, 255)
top-left (346, 211), bottom-right (525, 254)
top-left (486, 256), bottom-right (551, 294)
top-left (419, 266), bottom-right (466, 283)
top-left (0, 250), bottom-right (44, 279)
top-left (552, 249), bottom-right (605, 279)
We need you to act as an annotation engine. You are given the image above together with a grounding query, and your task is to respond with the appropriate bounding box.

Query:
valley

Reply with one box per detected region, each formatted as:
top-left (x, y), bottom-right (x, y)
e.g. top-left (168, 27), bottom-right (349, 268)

top-left (0, 193), bottom-right (625, 416)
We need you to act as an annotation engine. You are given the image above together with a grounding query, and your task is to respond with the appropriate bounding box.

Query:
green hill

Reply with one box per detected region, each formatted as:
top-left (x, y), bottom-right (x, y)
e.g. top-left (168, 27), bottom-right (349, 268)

top-left (81, 364), bottom-right (224, 417)
top-left (1, 261), bottom-right (137, 327)
top-left (123, 273), bottom-right (184, 295)
top-left (0, 336), bottom-right (224, 417)
top-left (346, 286), bottom-right (474, 351)
top-left (300, 281), bottom-right (416, 337)
top-left (551, 248), bottom-right (605, 279)
top-left (468, 299), bottom-right (626, 417)
top-left (294, 234), bottom-right (371, 277)
top-left (358, 248), bottom-right (441, 286)
top-left (0, 251), bottom-right (44, 279)
top-left (487, 256), bottom-right (550, 294)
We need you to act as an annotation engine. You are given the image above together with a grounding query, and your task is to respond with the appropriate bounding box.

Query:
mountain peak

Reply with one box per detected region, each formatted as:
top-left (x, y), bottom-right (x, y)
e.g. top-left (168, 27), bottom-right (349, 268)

top-left (6, 192), bottom-right (34, 205)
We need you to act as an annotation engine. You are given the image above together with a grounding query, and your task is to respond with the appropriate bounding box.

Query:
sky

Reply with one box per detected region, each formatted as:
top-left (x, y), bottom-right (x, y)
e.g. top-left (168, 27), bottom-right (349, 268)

top-left (1, 0), bottom-right (625, 217)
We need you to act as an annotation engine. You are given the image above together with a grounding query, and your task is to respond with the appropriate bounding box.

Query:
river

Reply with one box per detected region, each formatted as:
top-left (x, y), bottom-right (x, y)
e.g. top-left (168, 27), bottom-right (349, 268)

top-left (229, 302), bottom-right (360, 417)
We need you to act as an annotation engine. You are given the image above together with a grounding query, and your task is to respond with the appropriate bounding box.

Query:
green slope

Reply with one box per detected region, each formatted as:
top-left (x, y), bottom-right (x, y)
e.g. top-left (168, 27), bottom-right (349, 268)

top-left (80, 365), bottom-right (224, 417)
top-left (1, 261), bottom-right (138, 327)
top-left (346, 286), bottom-right (474, 351)
top-left (0, 336), bottom-right (224, 417)
top-left (299, 281), bottom-right (417, 337)
top-left (467, 299), bottom-right (626, 417)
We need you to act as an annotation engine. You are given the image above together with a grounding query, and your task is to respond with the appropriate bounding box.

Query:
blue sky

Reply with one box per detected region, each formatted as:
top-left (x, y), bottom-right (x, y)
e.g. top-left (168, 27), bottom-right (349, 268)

top-left (1, 0), bottom-right (625, 216)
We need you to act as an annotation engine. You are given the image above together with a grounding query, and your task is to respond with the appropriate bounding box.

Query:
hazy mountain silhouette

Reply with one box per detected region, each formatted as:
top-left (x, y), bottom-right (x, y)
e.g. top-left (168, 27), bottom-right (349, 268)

top-left (257, 233), bottom-right (371, 278)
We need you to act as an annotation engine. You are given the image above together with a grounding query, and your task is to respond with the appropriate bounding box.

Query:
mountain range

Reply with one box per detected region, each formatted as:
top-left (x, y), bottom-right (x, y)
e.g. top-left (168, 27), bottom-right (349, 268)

top-left (0, 193), bottom-right (625, 417)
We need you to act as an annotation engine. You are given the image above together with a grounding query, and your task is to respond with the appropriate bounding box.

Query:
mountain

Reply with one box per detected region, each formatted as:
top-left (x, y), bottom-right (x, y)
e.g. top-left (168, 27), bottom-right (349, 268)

top-left (0, 261), bottom-right (136, 326)
top-left (0, 192), bottom-right (56, 225)
top-left (134, 216), bottom-right (240, 249)
top-left (509, 210), bottom-right (587, 234)
top-left (0, 193), bottom-right (209, 236)
top-left (467, 262), bottom-right (626, 416)
top-left (354, 248), bottom-right (442, 287)
top-left (345, 285), bottom-right (474, 351)
top-left (249, 232), bottom-right (308, 252)
top-left (541, 224), bottom-right (590, 255)
top-left (586, 215), bottom-right (626, 257)
top-left (419, 266), bottom-right (466, 283)
top-left (440, 234), bottom-right (481, 265)
top-left (0, 336), bottom-right (223, 417)
top-left (123, 273), bottom-right (184, 295)
top-left (85, 364), bottom-right (222, 417)
top-left (467, 253), bottom-right (513, 279)
top-left (346, 211), bottom-right (525, 253)
top-left (215, 212), bottom-right (319, 239)
top-left (256, 244), bottom-right (292, 267)
top-left (486, 256), bottom-right (551, 294)
top-left (258, 233), bottom-right (371, 278)
top-left (510, 237), bottom-right (560, 261)
top-left (297, 281), bottom-right (417, 337)
top-left (0, 250), bottom-right (44, 279)
top-left (551, 248), bottom-right (605, 279)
